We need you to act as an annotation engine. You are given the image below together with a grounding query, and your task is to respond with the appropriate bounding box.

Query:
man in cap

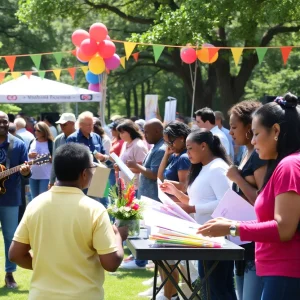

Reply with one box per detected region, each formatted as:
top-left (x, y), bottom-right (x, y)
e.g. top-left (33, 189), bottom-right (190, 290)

top-left (48, 113), bottom-right (76, 188)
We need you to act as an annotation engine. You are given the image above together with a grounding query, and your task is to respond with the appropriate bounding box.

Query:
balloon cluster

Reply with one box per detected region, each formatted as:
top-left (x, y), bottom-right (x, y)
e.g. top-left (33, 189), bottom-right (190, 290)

top-left (180, 44), bottom-right (219, 64)
top-left (72, 23), bottom-right (121, 92)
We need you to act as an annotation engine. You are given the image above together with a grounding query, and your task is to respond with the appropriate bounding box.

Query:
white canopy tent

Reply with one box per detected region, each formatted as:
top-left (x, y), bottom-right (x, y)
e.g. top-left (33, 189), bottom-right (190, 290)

top-left (0, 75), bottom-right (102, 103)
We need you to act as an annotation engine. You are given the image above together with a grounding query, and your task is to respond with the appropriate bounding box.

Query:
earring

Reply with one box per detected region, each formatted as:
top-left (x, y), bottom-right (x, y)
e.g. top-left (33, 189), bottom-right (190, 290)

top-left (245, 131), bottom-right (251, 140)
top-left (274, 136), bottom-right (278, 141)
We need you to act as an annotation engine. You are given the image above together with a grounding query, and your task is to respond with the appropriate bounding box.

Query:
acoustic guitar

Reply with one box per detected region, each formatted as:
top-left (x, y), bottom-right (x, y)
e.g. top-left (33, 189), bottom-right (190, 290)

top-left (0, 154), bottom-right (51, 195)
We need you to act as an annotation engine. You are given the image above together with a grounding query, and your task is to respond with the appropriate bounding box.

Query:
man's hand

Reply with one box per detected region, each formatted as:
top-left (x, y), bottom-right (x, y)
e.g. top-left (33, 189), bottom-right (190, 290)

top-left (113, 224), bottom-right (128, 241)
top-left (20, 162), bottom-right (31, 177)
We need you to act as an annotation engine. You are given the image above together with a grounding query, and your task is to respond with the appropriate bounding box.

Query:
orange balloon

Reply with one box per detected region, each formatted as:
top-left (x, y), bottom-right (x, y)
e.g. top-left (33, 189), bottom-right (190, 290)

top-left (197, 48), bottom-right (218, 63)
top-left (76, 48), bottom-right (93, 62)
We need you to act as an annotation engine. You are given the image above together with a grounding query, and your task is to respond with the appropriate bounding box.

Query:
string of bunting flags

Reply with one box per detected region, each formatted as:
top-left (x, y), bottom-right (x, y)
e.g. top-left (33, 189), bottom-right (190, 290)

top-left (0, 41), bottom-right (297, 84)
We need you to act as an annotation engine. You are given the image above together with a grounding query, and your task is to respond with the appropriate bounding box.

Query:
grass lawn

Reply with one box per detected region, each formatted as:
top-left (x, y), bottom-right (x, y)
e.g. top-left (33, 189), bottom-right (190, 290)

top-left (0, 233), bottom-right (154, 300)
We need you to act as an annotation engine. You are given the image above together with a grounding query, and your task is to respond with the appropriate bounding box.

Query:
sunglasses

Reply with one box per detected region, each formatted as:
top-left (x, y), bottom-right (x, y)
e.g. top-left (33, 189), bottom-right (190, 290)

top-left (34, 128), bottom-right (42, 132)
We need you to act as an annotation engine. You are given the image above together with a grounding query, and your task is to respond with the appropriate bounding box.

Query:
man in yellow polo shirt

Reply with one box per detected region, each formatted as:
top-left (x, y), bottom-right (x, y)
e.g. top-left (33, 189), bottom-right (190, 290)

top-left (8, 143), bottom-right (127, 300)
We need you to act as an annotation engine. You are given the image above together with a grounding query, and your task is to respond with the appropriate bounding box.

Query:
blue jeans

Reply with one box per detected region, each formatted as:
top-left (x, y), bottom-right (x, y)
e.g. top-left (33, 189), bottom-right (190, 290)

top-left (0, 206), bottom-right (19, 272)
top-left (235, 260), bottom-right (263, 300)
top-left (29, 178), bottom-right (49, 199)
top-left (261, 276), bottom-right (300, 300)
top-left (198, 260), bottom-right (237, 300)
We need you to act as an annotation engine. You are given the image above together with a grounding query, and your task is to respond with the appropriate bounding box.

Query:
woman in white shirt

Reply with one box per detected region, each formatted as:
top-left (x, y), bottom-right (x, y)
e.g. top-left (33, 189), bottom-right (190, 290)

top-left (28, 122), bottom-right (53, 199)
top-left (160, 129), bottom-right (237, 300)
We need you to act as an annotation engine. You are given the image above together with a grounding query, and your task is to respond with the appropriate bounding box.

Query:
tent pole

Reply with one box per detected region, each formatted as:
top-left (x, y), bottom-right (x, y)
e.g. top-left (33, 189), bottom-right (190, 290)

top-left (99, 73), bottom-right (107, 126)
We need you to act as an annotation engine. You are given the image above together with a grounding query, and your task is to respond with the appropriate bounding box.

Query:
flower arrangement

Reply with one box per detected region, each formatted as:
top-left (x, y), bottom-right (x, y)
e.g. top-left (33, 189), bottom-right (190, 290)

top-left (107, 178), bottom-right (144, 221)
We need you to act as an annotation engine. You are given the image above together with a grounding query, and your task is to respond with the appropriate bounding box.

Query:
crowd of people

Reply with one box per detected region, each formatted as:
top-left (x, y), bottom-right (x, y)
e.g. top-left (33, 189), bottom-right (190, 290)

top-left (0, 93), bottom-right (298, 300)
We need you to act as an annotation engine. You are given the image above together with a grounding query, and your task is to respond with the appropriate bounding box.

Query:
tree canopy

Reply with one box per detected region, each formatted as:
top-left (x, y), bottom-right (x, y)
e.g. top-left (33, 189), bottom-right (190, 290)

top-left (13, 0), bottom-right (300, 118)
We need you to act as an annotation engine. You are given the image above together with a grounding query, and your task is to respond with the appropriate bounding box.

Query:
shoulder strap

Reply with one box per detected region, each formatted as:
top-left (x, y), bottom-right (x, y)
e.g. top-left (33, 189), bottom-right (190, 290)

top-left (48, 140), bottom-right (53, 156)
top-left (6, 134), bottom-right (15, 169)
top-left (28, 138), bottom-right (34, 152)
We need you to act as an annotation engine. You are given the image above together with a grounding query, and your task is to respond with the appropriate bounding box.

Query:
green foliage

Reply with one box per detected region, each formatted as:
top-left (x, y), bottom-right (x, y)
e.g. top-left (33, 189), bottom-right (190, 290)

top-left (0, 104), bottom-right (21, 114)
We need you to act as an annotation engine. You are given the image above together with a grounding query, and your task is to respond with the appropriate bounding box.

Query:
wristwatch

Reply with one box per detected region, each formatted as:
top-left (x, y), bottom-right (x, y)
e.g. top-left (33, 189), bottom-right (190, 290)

top-left (229, 222), bottom-right (238, 237)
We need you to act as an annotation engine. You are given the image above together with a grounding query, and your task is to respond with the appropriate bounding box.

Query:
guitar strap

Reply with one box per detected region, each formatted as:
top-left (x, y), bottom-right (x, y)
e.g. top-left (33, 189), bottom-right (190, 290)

top-left (6, 134), bottom-right (15, 169)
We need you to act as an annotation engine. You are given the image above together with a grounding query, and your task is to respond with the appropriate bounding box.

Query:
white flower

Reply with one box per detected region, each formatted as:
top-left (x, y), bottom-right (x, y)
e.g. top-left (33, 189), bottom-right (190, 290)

top-left (124, 207), bottom-right (131, 212)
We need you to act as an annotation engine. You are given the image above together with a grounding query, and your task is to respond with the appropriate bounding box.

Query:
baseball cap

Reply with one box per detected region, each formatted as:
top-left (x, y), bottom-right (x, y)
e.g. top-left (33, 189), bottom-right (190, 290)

top-left (56, 113), bottom-right (76, 124)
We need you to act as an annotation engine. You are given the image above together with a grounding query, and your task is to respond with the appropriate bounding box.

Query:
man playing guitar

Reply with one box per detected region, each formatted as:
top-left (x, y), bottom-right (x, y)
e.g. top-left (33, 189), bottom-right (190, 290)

top-left (0, 111), bottom-right (30, 288)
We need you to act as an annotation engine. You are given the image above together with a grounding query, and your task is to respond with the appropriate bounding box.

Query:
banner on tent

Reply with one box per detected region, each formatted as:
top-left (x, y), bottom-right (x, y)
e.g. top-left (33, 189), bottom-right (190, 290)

top-left (0, 94), bottom-right (101, 103)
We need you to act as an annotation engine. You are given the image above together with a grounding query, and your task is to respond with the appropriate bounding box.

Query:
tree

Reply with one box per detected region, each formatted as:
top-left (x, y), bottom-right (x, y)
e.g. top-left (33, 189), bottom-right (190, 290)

top-left (17, 0), bottom-right (300, 116)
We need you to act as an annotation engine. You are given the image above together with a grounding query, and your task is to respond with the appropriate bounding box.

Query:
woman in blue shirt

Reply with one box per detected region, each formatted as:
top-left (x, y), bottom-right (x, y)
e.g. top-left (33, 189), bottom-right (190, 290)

top-left (158, 121), bottom-right (191, 191)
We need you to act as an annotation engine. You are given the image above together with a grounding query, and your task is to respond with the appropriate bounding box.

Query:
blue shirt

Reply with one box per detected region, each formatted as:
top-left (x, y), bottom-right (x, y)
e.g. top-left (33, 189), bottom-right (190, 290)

top-left (137, 139), bottom-right (166, 201)
top-left (0, 134), bottom-right (28, 206)
top-left (163, 150), bottom-right (191, 181)
top-left (66, 130), bottom-right (105, 162)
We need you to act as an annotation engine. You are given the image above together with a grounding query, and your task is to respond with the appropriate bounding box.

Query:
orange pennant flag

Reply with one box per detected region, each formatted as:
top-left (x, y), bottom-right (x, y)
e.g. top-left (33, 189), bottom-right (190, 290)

top-left (132, 52), bottom-right (139, 62)
top-left (0, 72), bottom-right (6, 84)
top-left (5, 56), bottom-right (16, 71)
top-left (68, 67), bottom-right (76, 80)
top-left (207, 47), bottom-right (220, 61)
top-left (281, 46), bottom-right (293, 65)
top-left (24, 71), bottom-right (33, 79)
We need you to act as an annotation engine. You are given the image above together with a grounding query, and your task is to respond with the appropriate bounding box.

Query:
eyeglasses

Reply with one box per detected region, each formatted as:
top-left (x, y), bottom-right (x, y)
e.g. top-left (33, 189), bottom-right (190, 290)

top-left (86, 165), bottom-right (97, 173)
top-left (164, 138), bottom-right (176, 147)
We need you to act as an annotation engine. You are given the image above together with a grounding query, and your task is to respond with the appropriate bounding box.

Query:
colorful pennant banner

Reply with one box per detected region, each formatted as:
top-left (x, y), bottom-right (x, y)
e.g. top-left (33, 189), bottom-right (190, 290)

top-left (30, 54), bottom-right (42, 69)
top-left (153, 45), bottom-right (165, 63)
top-left (124, 42), bottom-right (136, 60)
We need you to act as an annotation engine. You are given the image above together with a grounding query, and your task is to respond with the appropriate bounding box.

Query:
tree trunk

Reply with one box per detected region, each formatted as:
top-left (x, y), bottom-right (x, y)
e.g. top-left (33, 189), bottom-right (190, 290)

top-left (125, 90), bottom-right (131, 117)
top-left (140, 82), bottom-right (145, 119)
top-left (133, 85), bottom-right (138, 117)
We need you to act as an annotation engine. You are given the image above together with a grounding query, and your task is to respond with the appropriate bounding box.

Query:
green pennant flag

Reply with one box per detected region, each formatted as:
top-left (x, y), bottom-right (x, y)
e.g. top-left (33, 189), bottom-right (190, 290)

top-left (53, 52), bottom-right (63, 66)
top-left (153, 45), bottom-right (165, 63)
top-left (30, 54), bottom-right (42, 69)
top-left (38, 71), bottom-right (46, 79)
top-left (256, 48), bottom-right (268, 64)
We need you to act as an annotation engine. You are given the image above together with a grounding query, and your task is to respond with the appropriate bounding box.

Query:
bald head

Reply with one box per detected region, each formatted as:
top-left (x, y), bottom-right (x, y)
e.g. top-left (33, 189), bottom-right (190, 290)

top-left (144, 118), bottom-right (163, 144)
top-left (0, 111), bottom-right (8, 119)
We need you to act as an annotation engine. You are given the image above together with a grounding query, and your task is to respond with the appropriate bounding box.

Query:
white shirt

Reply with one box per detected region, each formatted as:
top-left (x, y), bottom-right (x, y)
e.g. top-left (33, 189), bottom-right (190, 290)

top-left (101, 134), bottom-right (112, 155)
top-left (210, 126), bottom-right (230, 155)
top-left (221, 126), bottom-right (234, 160)
top-left (49, 126), bottom-right (58, 138)
top-left (16, 128), bottom-right (34, 149)
top-left (187, 158), bottom-right (232, 225)
top-left (29, 140), bottom-right (52, 180)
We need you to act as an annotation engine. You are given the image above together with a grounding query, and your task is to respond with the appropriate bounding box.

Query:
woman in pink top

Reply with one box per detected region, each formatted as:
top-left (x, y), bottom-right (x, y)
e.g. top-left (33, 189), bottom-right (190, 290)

top-left (198, 93), bottom-right (300, 300)
top-left (116, 120), bottom-right (148, 191)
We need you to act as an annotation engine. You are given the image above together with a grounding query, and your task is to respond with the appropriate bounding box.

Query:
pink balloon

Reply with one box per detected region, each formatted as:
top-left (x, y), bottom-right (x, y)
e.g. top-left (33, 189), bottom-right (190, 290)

top-left (76, 47), bottom-right (93, 62)
top-left (72, 29), bottom-right (90, 47)
top-left (80, 38), bottom-right (98, 57)
top-left (106, 35), bottom-right (111, 40)
top-left (88, 83), bottom-right (101, 92)
top-left (180, 47), bottom-right (197, 64)
top-left (104, 54), bottom-right (121, 70)
top-left (89, 23), bottom-right (108, 43)
top-left (98, 40), bottom-right (116, 59)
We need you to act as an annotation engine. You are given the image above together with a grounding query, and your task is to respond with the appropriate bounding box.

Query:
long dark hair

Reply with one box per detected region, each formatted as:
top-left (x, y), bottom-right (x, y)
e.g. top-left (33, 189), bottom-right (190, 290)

top-left (187, 129), bottom-right (231, 186)
top-left (116, 119), bottom-right (143, 140)
top-left (253, 92), bottom-right (300, 189)
top-left (93, 118), bottom-right (105, 138)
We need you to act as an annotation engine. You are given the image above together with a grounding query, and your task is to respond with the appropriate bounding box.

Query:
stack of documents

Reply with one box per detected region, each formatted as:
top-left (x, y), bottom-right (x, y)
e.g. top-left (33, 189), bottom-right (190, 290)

top-left (150, 226), bottom-right (223, 248)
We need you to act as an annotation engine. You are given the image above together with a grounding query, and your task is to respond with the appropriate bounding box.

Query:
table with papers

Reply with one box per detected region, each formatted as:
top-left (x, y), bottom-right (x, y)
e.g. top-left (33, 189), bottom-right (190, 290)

top-left (127, 238), bottom-right (244, 300)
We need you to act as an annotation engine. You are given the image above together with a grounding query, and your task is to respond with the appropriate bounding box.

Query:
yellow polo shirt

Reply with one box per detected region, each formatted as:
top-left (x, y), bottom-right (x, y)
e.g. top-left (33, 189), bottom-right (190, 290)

top-left (13, 186), bottom-right (117, 300)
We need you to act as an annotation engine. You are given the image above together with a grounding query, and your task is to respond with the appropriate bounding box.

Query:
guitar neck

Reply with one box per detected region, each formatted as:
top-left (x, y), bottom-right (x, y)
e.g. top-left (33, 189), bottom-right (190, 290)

top-left (0, 161), bottom-right (33, 179)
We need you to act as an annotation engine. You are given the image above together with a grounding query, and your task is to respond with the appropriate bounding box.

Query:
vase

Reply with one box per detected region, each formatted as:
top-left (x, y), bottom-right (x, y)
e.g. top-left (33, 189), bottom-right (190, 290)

top-left (115, 219), bottom-right (140, 238)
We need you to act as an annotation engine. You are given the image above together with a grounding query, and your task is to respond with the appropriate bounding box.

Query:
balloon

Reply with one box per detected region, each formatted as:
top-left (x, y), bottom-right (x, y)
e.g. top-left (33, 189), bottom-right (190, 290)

top-left (104, 54), bottom-right (120, 70)
top-left (197, 44), bottom-right (219, 63)
top-left (72, 29), bottom-right (90, 47)
top-left (98, 40), bottom-right (116, 59)
top-left (89, 56), bottom-right (106, 74)
top-left (88, 83), bottom-right (101, 92)
top-left (106, 35), bottom-right (111, 40)
top-left (89, 23), bottom-right (108, 43)
top-left (180, 47), bottom-right (197, 64)
top-left (80, 38), bottom-right (98, 57)
top-left (86, 71), bottom-right (99, 84)
top-left (76, 47), bottom-right (93, 62)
